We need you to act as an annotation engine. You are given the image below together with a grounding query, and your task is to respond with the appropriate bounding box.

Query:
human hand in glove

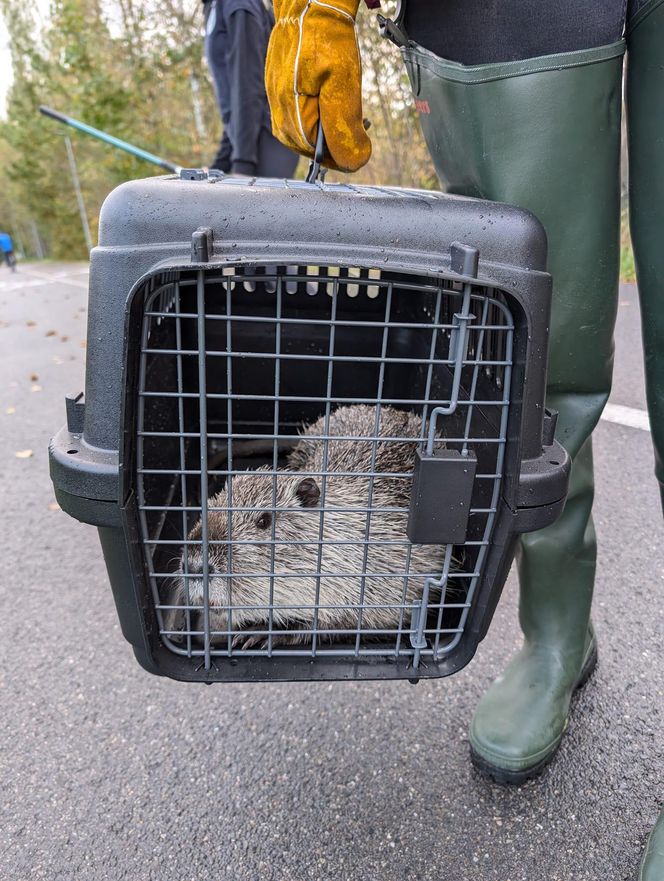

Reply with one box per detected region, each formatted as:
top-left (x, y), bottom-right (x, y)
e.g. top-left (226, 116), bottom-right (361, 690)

top-left (265, 0), bottom-right (372, 172)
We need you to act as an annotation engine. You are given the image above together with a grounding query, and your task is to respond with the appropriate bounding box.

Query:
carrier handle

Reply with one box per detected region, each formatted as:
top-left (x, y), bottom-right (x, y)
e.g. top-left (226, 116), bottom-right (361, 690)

top-left (306, 122), bottom-right (328, 184)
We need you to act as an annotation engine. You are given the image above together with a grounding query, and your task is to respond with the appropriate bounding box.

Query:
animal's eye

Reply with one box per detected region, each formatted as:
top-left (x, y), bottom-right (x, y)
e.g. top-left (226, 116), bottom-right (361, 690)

top-left (255, 512), bottom-right (272, 530)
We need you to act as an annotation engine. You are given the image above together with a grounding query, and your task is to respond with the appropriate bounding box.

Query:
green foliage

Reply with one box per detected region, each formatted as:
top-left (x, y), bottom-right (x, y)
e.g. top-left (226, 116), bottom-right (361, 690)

top-left (0, 0), bottom-right (432, 258)
top-left (0, 0), bottom-right (218, 258)
top-left (1, 0), bottom-right (439, 259)
top-left (0, 0), bottom-right (638, 282)
top-left (346, 3), bottom-right (437, 190)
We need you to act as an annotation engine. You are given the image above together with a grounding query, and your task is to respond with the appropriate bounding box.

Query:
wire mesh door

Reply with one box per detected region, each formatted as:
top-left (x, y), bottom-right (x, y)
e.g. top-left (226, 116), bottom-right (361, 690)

top-left (133, 263), bottom-right (514, 675)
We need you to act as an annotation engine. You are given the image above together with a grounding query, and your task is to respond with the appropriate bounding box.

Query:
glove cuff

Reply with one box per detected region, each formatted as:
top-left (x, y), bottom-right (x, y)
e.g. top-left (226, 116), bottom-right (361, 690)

top-left (274, 0), bottom-right (361, 23)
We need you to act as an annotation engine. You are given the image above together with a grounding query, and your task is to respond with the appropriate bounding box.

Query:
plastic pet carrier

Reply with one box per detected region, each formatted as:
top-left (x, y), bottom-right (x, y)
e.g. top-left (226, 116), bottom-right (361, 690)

top-left (49, 172), bottom-right (569, 683)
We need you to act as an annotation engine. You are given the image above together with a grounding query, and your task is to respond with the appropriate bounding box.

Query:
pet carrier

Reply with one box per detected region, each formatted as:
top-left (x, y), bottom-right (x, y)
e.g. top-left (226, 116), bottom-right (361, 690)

top-left (50, 171), bottom-right (569, 683)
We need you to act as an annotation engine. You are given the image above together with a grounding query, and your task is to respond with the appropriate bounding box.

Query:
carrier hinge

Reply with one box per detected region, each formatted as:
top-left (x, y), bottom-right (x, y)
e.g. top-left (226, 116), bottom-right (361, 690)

top-left (65, 391), bottom-right (85, 434)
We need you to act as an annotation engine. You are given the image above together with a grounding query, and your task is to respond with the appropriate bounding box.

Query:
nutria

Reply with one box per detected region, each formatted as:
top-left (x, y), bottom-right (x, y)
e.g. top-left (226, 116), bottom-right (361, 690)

top-left (171, 405), bottom-right (449, 648)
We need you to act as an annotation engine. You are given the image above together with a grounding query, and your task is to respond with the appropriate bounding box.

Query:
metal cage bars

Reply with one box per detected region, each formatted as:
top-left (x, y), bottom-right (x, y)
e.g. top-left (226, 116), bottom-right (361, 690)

top-left (134, 266), bottom-right (514, 671)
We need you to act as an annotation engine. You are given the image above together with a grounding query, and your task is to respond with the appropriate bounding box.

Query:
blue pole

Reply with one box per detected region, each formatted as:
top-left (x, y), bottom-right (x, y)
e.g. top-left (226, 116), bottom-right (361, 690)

top-left (39, 105), bottom-right (181, 174)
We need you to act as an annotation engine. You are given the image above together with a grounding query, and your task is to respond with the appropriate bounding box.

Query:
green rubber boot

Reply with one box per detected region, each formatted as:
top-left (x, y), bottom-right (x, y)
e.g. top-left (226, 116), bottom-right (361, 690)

top-left (639, 810), bottom-right (664, 881)
top-left (627, 2), bottom-right (664, 877)
top-left (397, 36), bottom-right (624, 780)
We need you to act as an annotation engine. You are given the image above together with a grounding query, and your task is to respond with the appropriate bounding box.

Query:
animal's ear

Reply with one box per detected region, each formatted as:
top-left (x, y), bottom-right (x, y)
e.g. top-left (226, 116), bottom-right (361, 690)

top-left (295, 477), bottom-right (320, 508)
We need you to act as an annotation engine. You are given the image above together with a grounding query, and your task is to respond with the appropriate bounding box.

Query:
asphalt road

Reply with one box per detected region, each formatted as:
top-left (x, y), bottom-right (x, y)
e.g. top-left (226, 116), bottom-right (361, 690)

top-left (1, 262), bottom-right (662, 881)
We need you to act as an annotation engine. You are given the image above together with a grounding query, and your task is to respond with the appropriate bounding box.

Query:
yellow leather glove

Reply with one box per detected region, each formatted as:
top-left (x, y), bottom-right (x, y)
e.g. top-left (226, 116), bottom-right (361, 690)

top-left (265, 0), bottom-right (372, 173)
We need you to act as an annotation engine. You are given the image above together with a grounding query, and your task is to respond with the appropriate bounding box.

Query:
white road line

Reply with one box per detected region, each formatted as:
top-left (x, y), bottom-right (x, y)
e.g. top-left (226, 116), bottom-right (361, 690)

top-left (21, 268), bottom-right (89, 289)
top-left (601, 403), bottom-right (651, 432)
top-left (0, 269), bottom-right (88, 291)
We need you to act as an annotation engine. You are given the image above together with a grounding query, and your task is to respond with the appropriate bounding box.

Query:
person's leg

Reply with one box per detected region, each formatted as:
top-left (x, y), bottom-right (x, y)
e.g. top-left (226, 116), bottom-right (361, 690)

top-left (397, 1), bottom-right (625, 780)
top-left (210, 130), bottom-right (232, 174)
top-left (256, 127), bottom-right (300, 178)
top-left (626, 2), bottom-right (664, 875)
top-left (204, 0), bottom-right (233, 172)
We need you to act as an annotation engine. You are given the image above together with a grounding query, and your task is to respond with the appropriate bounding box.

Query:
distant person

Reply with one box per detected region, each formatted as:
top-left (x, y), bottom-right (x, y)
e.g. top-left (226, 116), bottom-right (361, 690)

top-left (0, 232), bottom-right (17, 272)
top-left (203, 0), bottom-right (299, 177)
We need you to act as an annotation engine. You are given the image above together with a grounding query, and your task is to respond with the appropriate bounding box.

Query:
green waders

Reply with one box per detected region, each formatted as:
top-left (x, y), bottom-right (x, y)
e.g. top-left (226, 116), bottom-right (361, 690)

top-left (627, 1), bottom-right (664, 877)
top-left (395, 33), bottom-right (625, 781)
top-left (627, 0), bottom-right (664, 513)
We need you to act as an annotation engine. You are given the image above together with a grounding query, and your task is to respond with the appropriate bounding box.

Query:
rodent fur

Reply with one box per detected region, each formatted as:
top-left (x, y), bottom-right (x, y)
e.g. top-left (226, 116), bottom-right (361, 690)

top-left (172, 405), bottom-right (447, 648)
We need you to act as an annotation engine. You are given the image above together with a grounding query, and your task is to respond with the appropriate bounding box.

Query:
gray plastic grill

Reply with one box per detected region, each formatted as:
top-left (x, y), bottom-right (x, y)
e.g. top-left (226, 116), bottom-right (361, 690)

top-left (134, 264), bottom-right (514, 672)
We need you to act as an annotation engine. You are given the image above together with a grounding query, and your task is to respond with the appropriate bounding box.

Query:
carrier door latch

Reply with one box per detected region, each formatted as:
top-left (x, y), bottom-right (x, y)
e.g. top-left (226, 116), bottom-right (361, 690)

top-left (407, 448), bottom-right (477, 545)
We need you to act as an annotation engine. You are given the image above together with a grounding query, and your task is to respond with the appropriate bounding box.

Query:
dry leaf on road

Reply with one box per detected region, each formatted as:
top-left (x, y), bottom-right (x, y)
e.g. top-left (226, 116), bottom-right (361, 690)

top-left (15, 449), bottom-right (33, 459)
top-left (45, 329), bottom-right (57, 337)
top-left (31, 384), bottom-right (42, 393)
top-left (48, 502), bottom-right (61, 511)
top-left (6, 406), bottom-right (15, 415)
top-left (29, 372), bottom-right (38, 381)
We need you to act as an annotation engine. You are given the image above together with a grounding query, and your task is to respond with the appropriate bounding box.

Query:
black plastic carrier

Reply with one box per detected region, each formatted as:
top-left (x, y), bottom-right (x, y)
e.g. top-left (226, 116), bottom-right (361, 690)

top-left (49, 173), bottom-right (569, 683)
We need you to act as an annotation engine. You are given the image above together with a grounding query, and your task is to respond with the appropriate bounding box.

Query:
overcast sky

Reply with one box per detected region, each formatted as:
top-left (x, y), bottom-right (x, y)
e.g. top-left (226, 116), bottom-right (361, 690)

top-left (0, 2), bottom-right (52, 118)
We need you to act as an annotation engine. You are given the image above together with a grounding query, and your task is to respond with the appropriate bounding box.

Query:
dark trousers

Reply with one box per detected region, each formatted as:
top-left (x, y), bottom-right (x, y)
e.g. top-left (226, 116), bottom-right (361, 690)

top-left (404, 0), bottom-right (646, 63)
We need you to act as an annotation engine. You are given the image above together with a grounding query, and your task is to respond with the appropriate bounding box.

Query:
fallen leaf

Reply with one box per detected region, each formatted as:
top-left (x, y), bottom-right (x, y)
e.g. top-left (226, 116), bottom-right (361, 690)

top-left (60, 335), bottom-right (69, 342)
top-left (30, 384), bottom-right (42, 393)
top-left (48, 502), bottom-right (61, 511)
top-left (15, 449), bottom-right (33, 458)
top-left (45, 329), bottom-right (57, 337)
top-left (29, 372), bottom-right (38, 381)
top-left (5, 406), bottom-right (15, 415)
top-left (79, 339), bottom-right (87, 348)
top-left (25, 320), bottom-right (36, 327)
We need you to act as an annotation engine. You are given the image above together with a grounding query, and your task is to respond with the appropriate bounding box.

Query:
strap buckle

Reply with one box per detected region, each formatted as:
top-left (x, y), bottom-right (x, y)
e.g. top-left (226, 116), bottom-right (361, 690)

top-left (376, 13), bottom-right (409, 47)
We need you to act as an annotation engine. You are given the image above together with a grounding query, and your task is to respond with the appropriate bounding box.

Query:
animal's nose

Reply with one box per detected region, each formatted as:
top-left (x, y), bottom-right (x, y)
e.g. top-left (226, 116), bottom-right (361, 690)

top-left (186, 555), bottom-right (205, 575)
